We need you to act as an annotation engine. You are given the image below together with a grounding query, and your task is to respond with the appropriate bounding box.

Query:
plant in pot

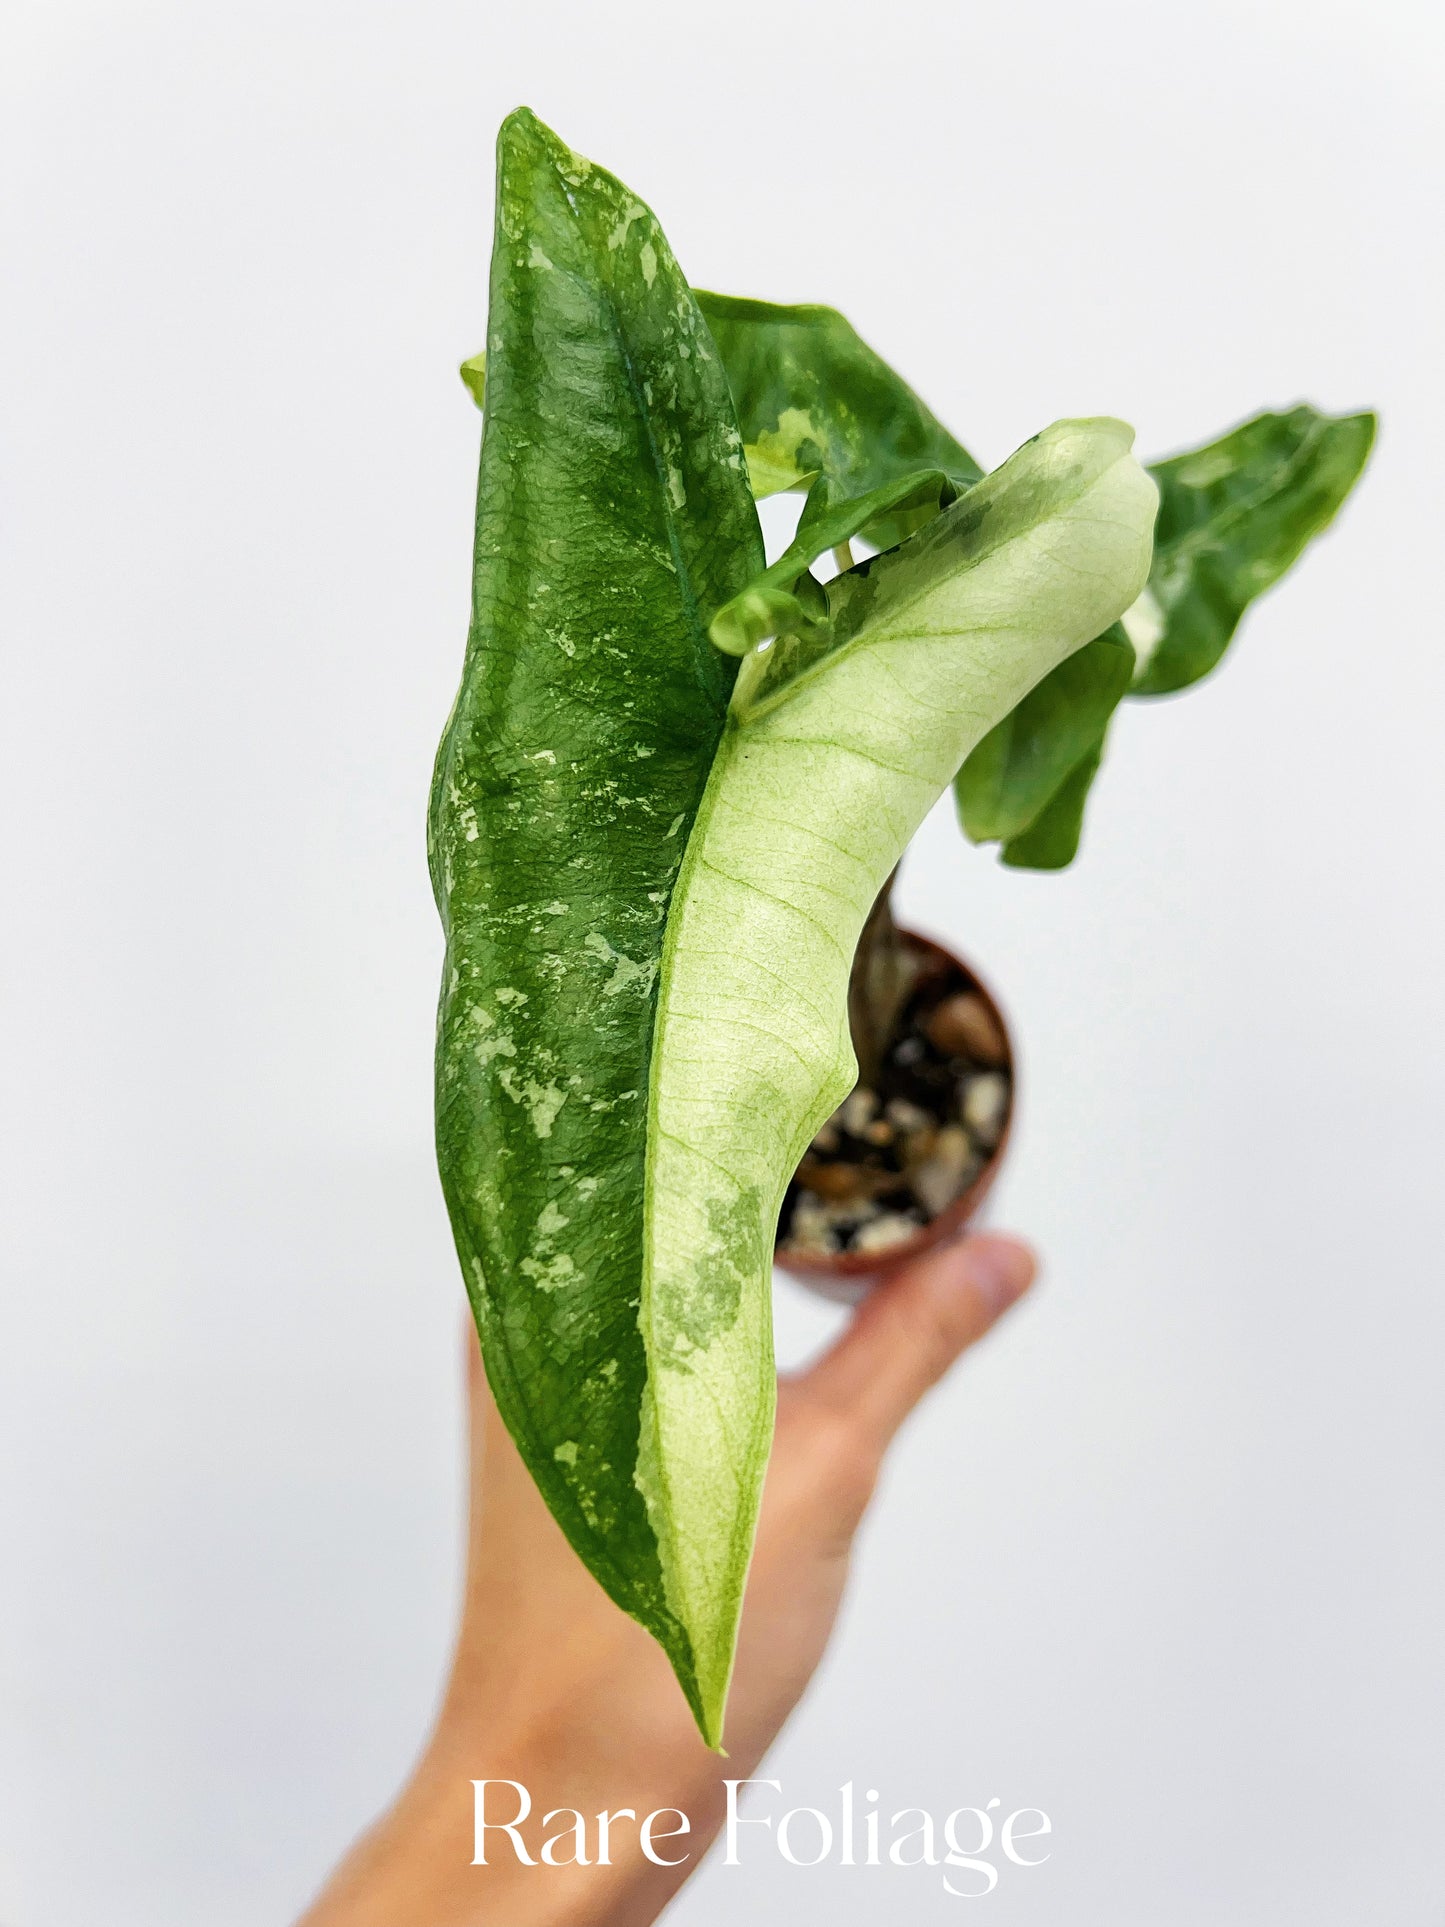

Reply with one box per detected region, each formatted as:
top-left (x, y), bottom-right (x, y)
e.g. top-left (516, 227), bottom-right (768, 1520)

top-left (432, 108), bottom-right (1373, 1749)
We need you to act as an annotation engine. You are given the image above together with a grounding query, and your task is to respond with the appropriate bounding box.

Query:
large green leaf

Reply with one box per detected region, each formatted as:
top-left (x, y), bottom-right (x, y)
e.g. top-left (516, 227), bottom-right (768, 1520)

top-left (696, 291), bottom-right (982, 548)
top-left (637, 419), bottom-right (1157, 1737)
top-left (1128, 404), bottom-right (1375, 695)
top-left (429, 109), bottom-right (763, 1738)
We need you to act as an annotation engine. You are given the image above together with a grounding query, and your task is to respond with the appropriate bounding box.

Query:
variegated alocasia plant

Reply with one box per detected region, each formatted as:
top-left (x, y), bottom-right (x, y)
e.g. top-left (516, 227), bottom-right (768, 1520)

top-left (695, 293), bottom-right (1375, 868)
top-left (432, 108), bottom-right (1371, 1747)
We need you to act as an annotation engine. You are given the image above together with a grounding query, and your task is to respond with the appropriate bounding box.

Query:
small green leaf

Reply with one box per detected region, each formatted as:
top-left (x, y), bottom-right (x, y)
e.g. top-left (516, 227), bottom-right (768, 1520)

top-left (709, 467), bottom-right (959, 655)
top-left (459, 350), bottom-right (487, 408)
top-left (742, 444), bottom-right (815, 498)
top-left (707, 579), bottom-right (825, 659)
top-left (954, 624), bottom-right (1134, 845)
top-left (1131, 405), bottom-right (1375, 695)
top-left (1000, 740), bottom-right (1106, 868)
top-left (696, 291), bottom-right (982, 545)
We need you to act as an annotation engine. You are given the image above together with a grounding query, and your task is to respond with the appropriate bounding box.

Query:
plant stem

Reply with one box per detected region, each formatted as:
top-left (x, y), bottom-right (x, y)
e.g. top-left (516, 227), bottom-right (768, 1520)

top-left (832, 539), bottom-right (856, 573)
top-left (847, 866), bottom-right (917, 1089)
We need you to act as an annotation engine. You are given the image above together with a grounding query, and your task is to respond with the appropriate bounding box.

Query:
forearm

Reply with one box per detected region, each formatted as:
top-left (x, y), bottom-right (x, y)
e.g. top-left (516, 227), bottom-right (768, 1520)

top-left (298, 1722), bottom-right (726, 1927)
top-left (302, 1239), bottom-right (1032, 1925)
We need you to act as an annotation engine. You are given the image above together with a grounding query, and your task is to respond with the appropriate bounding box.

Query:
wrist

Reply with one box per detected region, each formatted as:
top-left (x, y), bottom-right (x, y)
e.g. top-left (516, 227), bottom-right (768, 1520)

top-left (299, 1724), bottom-right (704, 1927)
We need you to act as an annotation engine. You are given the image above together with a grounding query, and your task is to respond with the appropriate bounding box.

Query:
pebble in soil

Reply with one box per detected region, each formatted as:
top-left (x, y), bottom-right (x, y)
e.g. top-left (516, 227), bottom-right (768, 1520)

top-left (777, 978), bottom-right (1012, 1261)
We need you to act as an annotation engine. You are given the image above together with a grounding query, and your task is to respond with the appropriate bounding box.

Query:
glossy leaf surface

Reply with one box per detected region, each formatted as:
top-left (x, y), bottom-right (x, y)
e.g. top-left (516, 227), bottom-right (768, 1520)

top-left (696, 291), bottom-right (981, 548)
top-left (433, 117), bottom-right (1341, 1748)
top-left (1129, 404), bottom-right (1375, 695)
top-left (429, 109), bottom-right (761, 1738)
top-left (957, 405), bottom-right (1375, 863)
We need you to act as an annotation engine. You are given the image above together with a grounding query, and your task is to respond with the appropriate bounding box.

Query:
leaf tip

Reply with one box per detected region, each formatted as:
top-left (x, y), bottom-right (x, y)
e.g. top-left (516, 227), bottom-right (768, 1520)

top-left (459, 351), bottom-right (486, 410)
top-left (496, 103), bottom-right (594, 187)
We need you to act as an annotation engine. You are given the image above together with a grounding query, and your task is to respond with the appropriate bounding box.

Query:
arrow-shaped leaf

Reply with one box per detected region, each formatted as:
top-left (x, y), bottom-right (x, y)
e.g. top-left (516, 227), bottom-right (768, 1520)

top-left (956, 405), bottom-right (1375, 865)
top-left (1129, 404), bottom-right (1376, 695)
top-left (429, 108), bottom-right (762, 1739)
top-left (639, 419), bottom-right (1157, 1737)
top-left (696, 291), bottom-right (981, 548)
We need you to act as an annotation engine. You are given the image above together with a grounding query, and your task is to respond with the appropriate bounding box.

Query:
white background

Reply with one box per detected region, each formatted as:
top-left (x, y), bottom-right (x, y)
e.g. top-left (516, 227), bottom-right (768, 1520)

top-left (3, 2), bottom-right (1442, 1920)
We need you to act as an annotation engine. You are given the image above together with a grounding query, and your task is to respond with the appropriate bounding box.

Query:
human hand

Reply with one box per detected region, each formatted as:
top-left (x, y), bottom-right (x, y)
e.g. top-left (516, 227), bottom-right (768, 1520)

top-left (299, 1231), bottom-right (1035, 1926)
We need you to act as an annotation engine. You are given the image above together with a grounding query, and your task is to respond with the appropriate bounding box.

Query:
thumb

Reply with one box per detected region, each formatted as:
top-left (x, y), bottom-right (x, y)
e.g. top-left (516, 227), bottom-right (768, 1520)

top-left (791, 1232), bottom-right (1036, 1454)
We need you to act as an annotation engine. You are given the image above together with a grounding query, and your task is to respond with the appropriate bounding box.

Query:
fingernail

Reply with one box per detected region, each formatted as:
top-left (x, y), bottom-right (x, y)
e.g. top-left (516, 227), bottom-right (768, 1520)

top-left (959, 1236), bottom-right (1035, 1318)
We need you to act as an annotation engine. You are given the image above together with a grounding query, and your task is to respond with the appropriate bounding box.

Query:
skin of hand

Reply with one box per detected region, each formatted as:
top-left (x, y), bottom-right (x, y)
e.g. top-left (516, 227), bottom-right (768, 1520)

top-left (299, 1230), bottom-right (1035, 1927)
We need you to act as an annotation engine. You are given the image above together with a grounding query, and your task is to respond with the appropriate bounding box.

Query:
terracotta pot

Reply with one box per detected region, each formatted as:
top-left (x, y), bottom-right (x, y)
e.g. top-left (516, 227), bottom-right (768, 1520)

top-left (773, 929), bottom-right (1015, 1303)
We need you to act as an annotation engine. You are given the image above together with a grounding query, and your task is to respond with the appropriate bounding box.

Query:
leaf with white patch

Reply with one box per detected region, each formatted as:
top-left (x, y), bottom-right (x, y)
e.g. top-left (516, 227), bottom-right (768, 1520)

top-left (696, 291), bottom-right (982, 547)
top-left (637, 419), bottom-right (1157, 1737)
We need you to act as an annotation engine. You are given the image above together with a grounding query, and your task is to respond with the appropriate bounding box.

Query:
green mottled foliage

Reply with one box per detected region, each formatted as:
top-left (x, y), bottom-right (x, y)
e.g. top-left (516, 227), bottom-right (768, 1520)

top-left (952, 405), bottom-right (1375, 859)
top-left (1130, 406), bottom-right (1376, 695)
top-left (431, 109), bottom-right (761, 1737)
top-left (709, 466), bottom-right (961, 657)
top-left (434, 109), bottom-right (1371, 1747)
top-left (695, 292), bottom-right (981, 547)
top-left (695, 303), bottom-right (1372, 866)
